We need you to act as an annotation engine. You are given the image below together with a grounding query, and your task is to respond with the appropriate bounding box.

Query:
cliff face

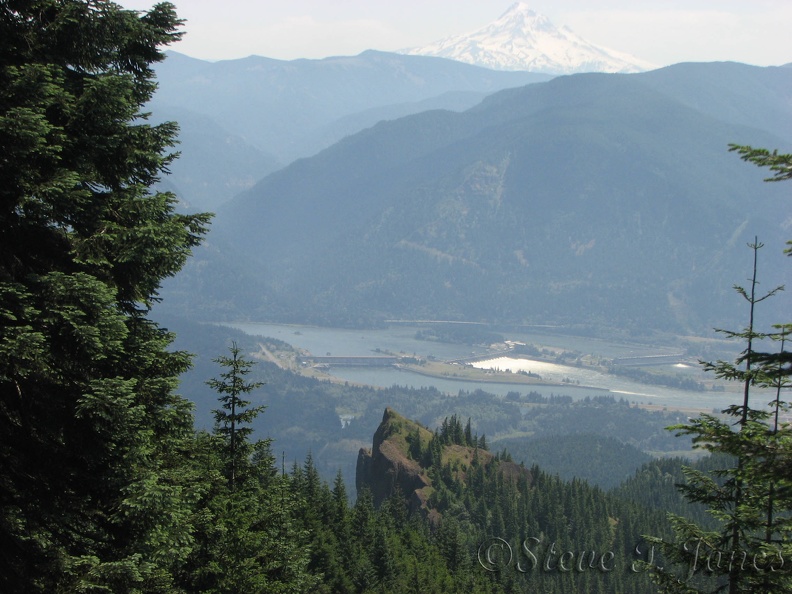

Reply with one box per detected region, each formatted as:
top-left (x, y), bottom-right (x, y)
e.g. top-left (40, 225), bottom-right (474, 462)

top-left (356, 408), bottom-right (529, 525)
top-left (356, 408), bottom-right (433, 515)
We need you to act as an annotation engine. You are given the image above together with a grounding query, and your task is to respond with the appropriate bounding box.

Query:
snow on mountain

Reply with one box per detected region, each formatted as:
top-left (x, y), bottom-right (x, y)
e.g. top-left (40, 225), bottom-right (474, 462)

top-left (400, 3), bottom-right (656, 74)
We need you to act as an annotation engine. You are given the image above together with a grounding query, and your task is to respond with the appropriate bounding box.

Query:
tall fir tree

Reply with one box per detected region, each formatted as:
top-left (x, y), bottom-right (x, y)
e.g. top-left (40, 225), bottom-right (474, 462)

top-left (0, 1), bottom-right (210, 591)
top-left (207, 341), bottom-right (265, 489)
top-left (187, 343), bottom-right (316, 593)
top-left (646, 219), bottom-right (791, 588)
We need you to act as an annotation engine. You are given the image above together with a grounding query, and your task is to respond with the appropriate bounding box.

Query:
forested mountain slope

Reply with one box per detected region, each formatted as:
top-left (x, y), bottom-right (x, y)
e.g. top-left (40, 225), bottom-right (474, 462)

top-left (149, 51), bottom-right (550, 208)
top-left (165, 62), bottom-right (792, 335)
top-left (351, 408), bottom-right (674, 592)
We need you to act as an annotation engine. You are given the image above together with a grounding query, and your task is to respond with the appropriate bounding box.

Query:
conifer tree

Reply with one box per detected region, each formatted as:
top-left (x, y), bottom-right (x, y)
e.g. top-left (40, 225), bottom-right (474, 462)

top-left (729, 145), bottom-right (792, 183)
top-left (207, 341), bottom-right (265, 489)
top-left (645, 142), bottom-right (792, 592)
top-left (0, 2), bottom-right (210, 591)
top-left (190, 345), bottom-right (315, 593)
top-left (647, 241), bottom-right (791, 593)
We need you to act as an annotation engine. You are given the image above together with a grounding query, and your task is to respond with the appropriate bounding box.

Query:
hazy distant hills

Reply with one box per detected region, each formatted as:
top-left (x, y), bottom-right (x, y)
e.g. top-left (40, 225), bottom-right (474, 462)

top-left (149, 51), bottom-right (549, 209)
top-left (401, 2), bottom-right (655, 74)
top-left (149, 106), bottom-right (279, 211)
top-left (162, 62), bottom-right (792, 336)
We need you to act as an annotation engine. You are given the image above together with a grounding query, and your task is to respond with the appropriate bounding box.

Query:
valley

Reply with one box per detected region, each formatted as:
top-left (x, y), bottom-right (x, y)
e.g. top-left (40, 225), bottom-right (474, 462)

top-left (226, 321), bottom-right (746, 413)
top-left (161, 61), bottom-right (792, 338)
top-left (5, 2), bottom-right (791, 591)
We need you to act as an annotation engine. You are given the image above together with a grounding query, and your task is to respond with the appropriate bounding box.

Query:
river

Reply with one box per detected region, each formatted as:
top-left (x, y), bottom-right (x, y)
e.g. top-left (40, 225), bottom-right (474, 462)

top-left (225, 322), bottom-right (743, 411)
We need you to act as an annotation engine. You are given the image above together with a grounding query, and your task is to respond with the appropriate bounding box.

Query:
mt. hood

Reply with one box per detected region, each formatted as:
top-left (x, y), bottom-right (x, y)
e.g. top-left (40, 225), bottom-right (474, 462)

top-left (401, 3), bottom-right (656, 74)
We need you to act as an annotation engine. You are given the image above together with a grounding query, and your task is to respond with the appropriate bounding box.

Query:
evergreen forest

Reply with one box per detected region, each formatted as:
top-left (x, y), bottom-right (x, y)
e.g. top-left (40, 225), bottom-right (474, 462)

top-left (1, 2), bottom-right (790, 593)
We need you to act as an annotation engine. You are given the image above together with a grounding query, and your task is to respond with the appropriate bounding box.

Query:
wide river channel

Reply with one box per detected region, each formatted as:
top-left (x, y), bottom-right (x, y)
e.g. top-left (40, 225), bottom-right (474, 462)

top-left (226, 322), bottom-right (747, 412)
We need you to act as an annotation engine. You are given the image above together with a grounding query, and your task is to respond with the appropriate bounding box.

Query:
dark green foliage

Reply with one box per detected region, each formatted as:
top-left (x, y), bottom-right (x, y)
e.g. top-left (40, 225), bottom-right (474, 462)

top-left (730, 144), bottom-right (792, 183)
top-left (646, 240), bottom-right (792, 593)
top-left (163, 315), bottom-right (704, 492)
top-left (518, 394), bottom-right (692, 453)
top-left (0, 2), bottom-right (210, 591)
top-left (611, 455), bottom-right (726, 527)
top-left (5, 4), bottom-right (787, 588)
top-left (381, 415), bottom-right (673, 592)
top-left (500, 433), bottom-right (653, 490)
top-left (437, 414), bottom-right (481, 447)
top-left (183, 364), bottom-right (316, 593)
top-left (207, 341), bottom-right (265, 489)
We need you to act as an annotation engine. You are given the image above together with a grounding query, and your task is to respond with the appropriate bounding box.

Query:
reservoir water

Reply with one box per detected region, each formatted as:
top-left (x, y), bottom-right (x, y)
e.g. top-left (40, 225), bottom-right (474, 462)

top-left (226, 322), bottom-right (743, 411)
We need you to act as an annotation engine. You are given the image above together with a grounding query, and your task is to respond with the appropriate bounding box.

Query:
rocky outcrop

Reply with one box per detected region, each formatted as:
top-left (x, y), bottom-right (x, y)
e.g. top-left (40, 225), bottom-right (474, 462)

top-left (356, 408), bottom-right (433, 516)
top-left (357, 407), bottom-right (531, 526)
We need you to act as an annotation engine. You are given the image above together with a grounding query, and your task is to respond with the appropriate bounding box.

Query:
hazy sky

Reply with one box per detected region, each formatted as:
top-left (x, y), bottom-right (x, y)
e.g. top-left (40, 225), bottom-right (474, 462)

top-left (123, 1), bottom-right (791, 68)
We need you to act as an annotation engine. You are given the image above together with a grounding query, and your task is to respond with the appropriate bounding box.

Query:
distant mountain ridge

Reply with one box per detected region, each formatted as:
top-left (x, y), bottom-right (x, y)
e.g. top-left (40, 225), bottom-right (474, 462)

top-left (149, 50), bottom-right (550, 209)
top-left (401, 2), bottom-right (656, 74)
top-left (161, 62), bottom-right (792, 335)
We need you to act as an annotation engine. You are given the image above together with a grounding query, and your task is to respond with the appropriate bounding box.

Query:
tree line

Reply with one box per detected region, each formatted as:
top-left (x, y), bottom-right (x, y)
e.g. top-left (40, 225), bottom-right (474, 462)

top-left (1, 2), bottom-right (790, 592)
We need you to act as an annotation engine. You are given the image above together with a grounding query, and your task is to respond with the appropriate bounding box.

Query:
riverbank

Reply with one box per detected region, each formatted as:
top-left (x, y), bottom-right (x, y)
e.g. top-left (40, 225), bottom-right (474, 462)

top-left (398, 360), bottom-right (602, 390)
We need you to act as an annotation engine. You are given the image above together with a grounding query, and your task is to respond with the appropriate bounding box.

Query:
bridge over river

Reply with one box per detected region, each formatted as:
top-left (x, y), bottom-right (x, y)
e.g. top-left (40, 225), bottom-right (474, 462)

top-left (302, 355), bottom-right (399, 367)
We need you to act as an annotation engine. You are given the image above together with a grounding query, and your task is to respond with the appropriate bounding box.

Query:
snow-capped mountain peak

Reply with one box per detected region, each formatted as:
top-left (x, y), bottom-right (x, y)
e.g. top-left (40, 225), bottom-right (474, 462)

top-left (400, 3), bottom-right (656, 74)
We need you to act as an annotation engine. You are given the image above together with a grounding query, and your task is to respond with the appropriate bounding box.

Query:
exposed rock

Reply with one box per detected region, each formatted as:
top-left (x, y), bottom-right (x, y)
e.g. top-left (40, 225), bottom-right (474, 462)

top-left (356, 407), bottom-right (532, 526)
top-left (356, 408), bottom-right (432, 516)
